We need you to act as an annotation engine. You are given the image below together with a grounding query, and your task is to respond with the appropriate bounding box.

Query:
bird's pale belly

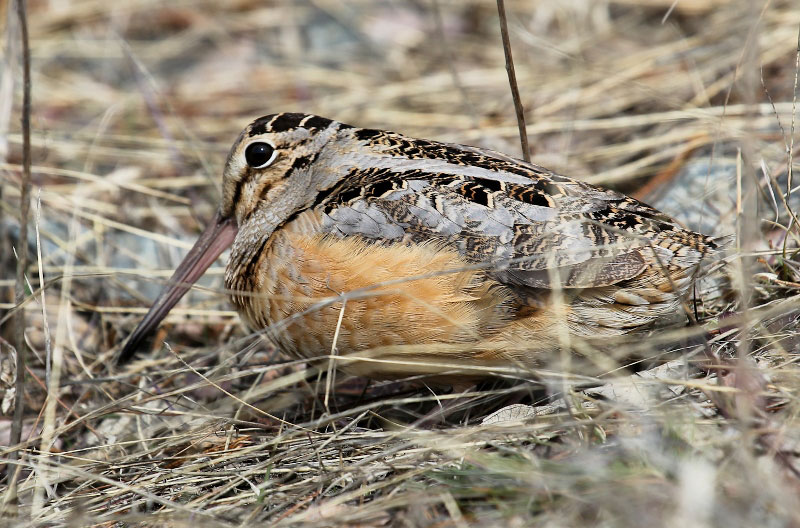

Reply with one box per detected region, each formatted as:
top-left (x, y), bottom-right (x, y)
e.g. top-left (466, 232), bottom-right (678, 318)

top-left (223, 225), bottom-right (702, 380)
top-left (227, 230), bottom-right (522, 378)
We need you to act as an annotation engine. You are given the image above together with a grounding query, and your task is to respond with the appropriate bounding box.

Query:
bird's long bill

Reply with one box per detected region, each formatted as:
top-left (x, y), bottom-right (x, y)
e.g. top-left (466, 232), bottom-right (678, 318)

top-left (117, 211), bottom-right (238, 363)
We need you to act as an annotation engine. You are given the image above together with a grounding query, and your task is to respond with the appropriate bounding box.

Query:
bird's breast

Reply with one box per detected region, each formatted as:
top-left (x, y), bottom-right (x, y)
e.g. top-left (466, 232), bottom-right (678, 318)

top-left (223, 210), bottom-right (512, 370)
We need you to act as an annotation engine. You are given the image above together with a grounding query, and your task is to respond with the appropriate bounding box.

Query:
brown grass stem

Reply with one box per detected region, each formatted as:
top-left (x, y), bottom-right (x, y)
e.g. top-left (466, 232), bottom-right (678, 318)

top-left (496, 0), bottom-right (530, 162)
top-left (7, 0), bottom-right (31, 504)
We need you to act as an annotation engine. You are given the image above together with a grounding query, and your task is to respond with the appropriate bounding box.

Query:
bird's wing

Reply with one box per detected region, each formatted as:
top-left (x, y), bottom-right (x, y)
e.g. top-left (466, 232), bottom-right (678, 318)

top-left (317, 136), bottom-right (704, 290)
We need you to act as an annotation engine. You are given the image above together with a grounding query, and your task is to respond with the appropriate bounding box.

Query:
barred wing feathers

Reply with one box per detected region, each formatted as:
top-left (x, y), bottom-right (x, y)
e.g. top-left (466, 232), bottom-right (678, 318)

top-left (317, 134), bottom-right (717, 291)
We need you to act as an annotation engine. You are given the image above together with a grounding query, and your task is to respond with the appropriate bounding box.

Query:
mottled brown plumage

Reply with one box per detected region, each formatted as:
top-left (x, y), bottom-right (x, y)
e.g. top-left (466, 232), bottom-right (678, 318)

top-left (120, 112), bottom-right (720, 381)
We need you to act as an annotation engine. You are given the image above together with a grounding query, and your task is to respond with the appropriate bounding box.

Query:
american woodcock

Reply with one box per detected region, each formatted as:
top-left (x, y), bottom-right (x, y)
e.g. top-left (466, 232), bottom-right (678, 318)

top-left (119, 113), bottom-right (719, 381)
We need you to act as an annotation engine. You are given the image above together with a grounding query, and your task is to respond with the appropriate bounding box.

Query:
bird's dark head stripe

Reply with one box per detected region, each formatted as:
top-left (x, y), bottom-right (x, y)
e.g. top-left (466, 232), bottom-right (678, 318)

top-left (266, 113), bottom-right (307, 134)
top-left (249, 113), bottom-right (337, 136)
top-left (230, 167), bottom-right (251, 217)
top-left (302, 115), bottom-right (333, 129)
top-left (248, 115), bottom-right (276, 136)
top-left (291, 147), bottom-right (323, 172)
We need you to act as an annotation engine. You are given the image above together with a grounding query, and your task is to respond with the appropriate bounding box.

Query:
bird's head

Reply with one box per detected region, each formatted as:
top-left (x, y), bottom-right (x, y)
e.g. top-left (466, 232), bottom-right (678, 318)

top-left (220, 113), bottom-right (344, 225)
top-left (118, 113), bottom-right (349, 362)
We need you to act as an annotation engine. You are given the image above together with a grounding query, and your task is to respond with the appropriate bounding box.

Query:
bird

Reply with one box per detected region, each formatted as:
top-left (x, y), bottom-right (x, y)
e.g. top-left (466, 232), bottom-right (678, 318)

top-left (118, 112), bottom-right (720, 383)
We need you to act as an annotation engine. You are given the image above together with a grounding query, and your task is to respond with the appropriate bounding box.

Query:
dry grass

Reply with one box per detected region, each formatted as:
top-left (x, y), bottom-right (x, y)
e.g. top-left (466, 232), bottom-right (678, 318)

top-left (1, 0), bottom-right (800, 525)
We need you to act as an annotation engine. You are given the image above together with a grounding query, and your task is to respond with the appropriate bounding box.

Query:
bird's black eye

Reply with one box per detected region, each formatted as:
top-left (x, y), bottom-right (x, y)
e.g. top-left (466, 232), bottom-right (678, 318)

top-left (244, 142), bottom-right (277, 168)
